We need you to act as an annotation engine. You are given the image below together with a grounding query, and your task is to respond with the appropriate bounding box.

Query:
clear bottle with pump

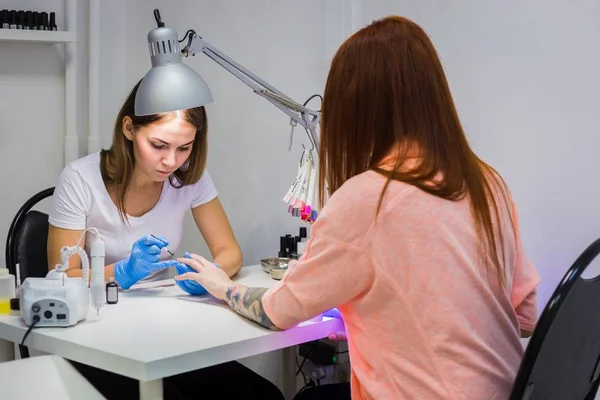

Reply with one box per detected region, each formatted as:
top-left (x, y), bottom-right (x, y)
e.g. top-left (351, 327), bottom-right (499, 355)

top-left (0, 267), bottom-right (16, 314)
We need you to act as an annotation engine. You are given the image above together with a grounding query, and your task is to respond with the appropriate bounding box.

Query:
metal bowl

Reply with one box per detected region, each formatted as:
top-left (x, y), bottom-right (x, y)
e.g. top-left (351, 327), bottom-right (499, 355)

top-left (269, 265), bottom-right (288, 280)
top-left (260, 257), bottom-right (292, 274)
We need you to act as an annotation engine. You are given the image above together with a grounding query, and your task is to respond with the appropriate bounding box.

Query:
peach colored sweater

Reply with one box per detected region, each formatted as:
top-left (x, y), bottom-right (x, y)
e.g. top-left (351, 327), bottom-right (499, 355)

top-left (263, 169), bottom-right (540, 399)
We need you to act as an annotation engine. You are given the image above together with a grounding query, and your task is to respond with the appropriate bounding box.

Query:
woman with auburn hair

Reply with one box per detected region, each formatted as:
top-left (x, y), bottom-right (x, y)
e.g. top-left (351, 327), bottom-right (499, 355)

top-left (175, 15), bottom-right (541, 399)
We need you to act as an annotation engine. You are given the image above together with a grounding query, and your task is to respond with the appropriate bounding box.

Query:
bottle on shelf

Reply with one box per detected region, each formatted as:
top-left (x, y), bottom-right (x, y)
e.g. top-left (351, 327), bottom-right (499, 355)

top-left (0, 9), bottom-right (58, 30)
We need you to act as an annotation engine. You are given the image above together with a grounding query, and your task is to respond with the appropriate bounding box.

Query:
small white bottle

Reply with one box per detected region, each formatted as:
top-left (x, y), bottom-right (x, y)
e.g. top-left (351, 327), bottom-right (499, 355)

top-left (297, 227), bottom-right (309, 257)
top-left (0, 267), bottom-right (16, 315)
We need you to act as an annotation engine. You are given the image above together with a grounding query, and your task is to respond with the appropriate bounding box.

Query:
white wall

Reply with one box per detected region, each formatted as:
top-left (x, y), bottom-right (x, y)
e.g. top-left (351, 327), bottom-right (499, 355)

top-left (351, 0), bottom-right (600, 310)
top-left (0, 0), bottom-right (88, 255)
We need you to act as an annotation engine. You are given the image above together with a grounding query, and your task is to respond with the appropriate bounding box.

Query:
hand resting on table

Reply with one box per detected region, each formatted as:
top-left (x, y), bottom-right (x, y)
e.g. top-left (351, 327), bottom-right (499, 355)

top-left (175, 253), bottom-right (231, 300)
top-left (323, 308), bottom-right (347, 342)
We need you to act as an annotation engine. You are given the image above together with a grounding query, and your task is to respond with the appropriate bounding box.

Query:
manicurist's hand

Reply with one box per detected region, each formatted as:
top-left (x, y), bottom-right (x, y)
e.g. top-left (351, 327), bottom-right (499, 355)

top-left (175, 253), bottom-right (233, 300)
top-left (114, 235), bottom-right (179, 289)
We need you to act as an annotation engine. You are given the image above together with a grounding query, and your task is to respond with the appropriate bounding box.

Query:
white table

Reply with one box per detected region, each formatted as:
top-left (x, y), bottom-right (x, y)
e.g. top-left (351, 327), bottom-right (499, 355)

top-left (0, 265), bottom-right (344, 400)
top-left (0, 355), bottom-right (105, 399)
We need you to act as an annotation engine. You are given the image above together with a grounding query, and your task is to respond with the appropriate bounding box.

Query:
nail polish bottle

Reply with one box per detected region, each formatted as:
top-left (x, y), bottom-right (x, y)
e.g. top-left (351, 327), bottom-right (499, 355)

top-left (16, 10), bottom-right (23, 29)
top-left (1, 10), bottom-right (8, 29)
top-left (106, 277), bottom-right (118, 304)
top-left (9, 10), bottom-right (17, 29)
top-left (38, 12), bottom-right (47, 30)
top-left (295, 236), bottom-right (303, 259)
top-left (49, 12), bottom-right (57, 31)
top-left (32, 12), bottom-right (39, 30)
top-left (278, 236), bottom-right (287, 258)
top-left (25, 11), bottom-right (32, 30)
top-left (288, 236), bottom-right (298, 259)
top-left (41, 12), bottom-right (49, 30)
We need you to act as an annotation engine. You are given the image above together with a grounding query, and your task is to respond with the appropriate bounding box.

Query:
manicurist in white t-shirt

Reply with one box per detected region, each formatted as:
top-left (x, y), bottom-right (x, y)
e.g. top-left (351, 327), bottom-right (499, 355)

top-left (46, 79), bottom-right (285, 400)
top-left (47, 84), bottom-right (242, 289)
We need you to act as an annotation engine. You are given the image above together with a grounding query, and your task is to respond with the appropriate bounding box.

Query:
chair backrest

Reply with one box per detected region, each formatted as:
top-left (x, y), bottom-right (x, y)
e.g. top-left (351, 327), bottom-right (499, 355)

top-left (5, 188), bottom-right (55, 282)
top-left (510, 238), bottom-right (600, 400)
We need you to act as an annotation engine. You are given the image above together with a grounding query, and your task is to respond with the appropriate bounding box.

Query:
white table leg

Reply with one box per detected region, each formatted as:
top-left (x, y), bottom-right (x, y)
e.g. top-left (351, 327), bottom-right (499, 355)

top-left (139, 379), bottom-right (163, 400)
top-left (282, 346), bottom-right (297, 399)
top-left (0, 338), bottom-right (14, 362)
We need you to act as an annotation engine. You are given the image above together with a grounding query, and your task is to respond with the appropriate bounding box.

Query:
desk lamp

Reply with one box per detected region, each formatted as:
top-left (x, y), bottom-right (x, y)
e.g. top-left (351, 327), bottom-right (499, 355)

top-left (135, 9), bottom-right (321, 221)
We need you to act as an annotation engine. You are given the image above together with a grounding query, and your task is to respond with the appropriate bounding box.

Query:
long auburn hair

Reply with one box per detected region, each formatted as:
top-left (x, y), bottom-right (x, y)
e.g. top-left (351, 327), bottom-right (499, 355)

top-left (319, 16), bottom-right (514, 287)
top-left (100, 79), bottom-right (208, 225)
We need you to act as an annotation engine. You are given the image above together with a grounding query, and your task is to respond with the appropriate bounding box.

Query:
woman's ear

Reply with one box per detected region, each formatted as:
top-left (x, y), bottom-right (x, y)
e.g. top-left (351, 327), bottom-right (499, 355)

top-left (122, 116), bottom-right (134, 141)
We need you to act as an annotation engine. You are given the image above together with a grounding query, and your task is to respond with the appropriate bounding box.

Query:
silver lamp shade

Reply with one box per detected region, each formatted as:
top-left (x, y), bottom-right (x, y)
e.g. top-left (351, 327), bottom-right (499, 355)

top-left (135, 26), bottom-right (213, 116)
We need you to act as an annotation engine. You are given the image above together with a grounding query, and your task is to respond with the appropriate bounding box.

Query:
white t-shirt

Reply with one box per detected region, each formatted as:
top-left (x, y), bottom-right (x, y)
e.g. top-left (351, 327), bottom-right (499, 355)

top-left (48, 152), bottom-right (218, 282)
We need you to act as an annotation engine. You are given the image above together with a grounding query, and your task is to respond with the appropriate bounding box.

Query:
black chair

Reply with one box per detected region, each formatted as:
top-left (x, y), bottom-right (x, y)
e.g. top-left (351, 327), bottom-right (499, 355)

top-left (510, 238), bottom-right (600, 400)
top-left (5, 187), bottom-right (55, 284)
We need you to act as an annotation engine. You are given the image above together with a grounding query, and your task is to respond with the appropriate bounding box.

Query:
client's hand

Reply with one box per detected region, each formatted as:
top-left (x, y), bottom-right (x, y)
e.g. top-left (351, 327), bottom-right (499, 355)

top-left (175, 253), bottom-right (232, 300)
top-left (328, 331), bottom-right (348, 342)
top-left (174, 252), bottom-right (221, 296)
top-left (323, 307), bottom-right (348, 342)
top-left (114, 235), bottom-right (179, 289)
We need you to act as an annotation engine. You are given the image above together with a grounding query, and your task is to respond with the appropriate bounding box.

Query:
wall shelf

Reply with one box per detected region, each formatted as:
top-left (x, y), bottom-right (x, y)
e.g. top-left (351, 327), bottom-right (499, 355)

top-left (0, 29), bottom-right (75, 43)
top-left (0, 0), bottom-right (79, 166)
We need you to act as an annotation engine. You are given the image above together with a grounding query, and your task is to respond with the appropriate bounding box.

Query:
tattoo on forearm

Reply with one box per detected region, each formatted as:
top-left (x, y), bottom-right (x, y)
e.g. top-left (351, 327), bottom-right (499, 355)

top-left (225, 285), bottom-right (279, 330)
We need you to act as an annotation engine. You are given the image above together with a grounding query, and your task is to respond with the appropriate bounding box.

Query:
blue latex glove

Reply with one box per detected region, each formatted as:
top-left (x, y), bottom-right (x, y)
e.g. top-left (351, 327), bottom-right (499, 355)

top-left (175, 252), bottom-right (220, 296)
top-left (114, 235), bottom-right (179, 289)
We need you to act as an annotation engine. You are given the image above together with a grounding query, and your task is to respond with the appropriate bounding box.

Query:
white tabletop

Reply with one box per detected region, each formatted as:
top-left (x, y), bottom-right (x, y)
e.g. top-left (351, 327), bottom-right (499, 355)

top-left (0, 265), bottom-right (343, 381)
top-left (0, 355), bottom-right (105, 399)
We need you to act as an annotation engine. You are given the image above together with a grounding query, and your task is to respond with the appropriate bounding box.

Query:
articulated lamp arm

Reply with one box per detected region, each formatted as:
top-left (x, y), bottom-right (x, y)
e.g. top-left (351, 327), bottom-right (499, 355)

top-left (180, 31), bottom-right (321, 151)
